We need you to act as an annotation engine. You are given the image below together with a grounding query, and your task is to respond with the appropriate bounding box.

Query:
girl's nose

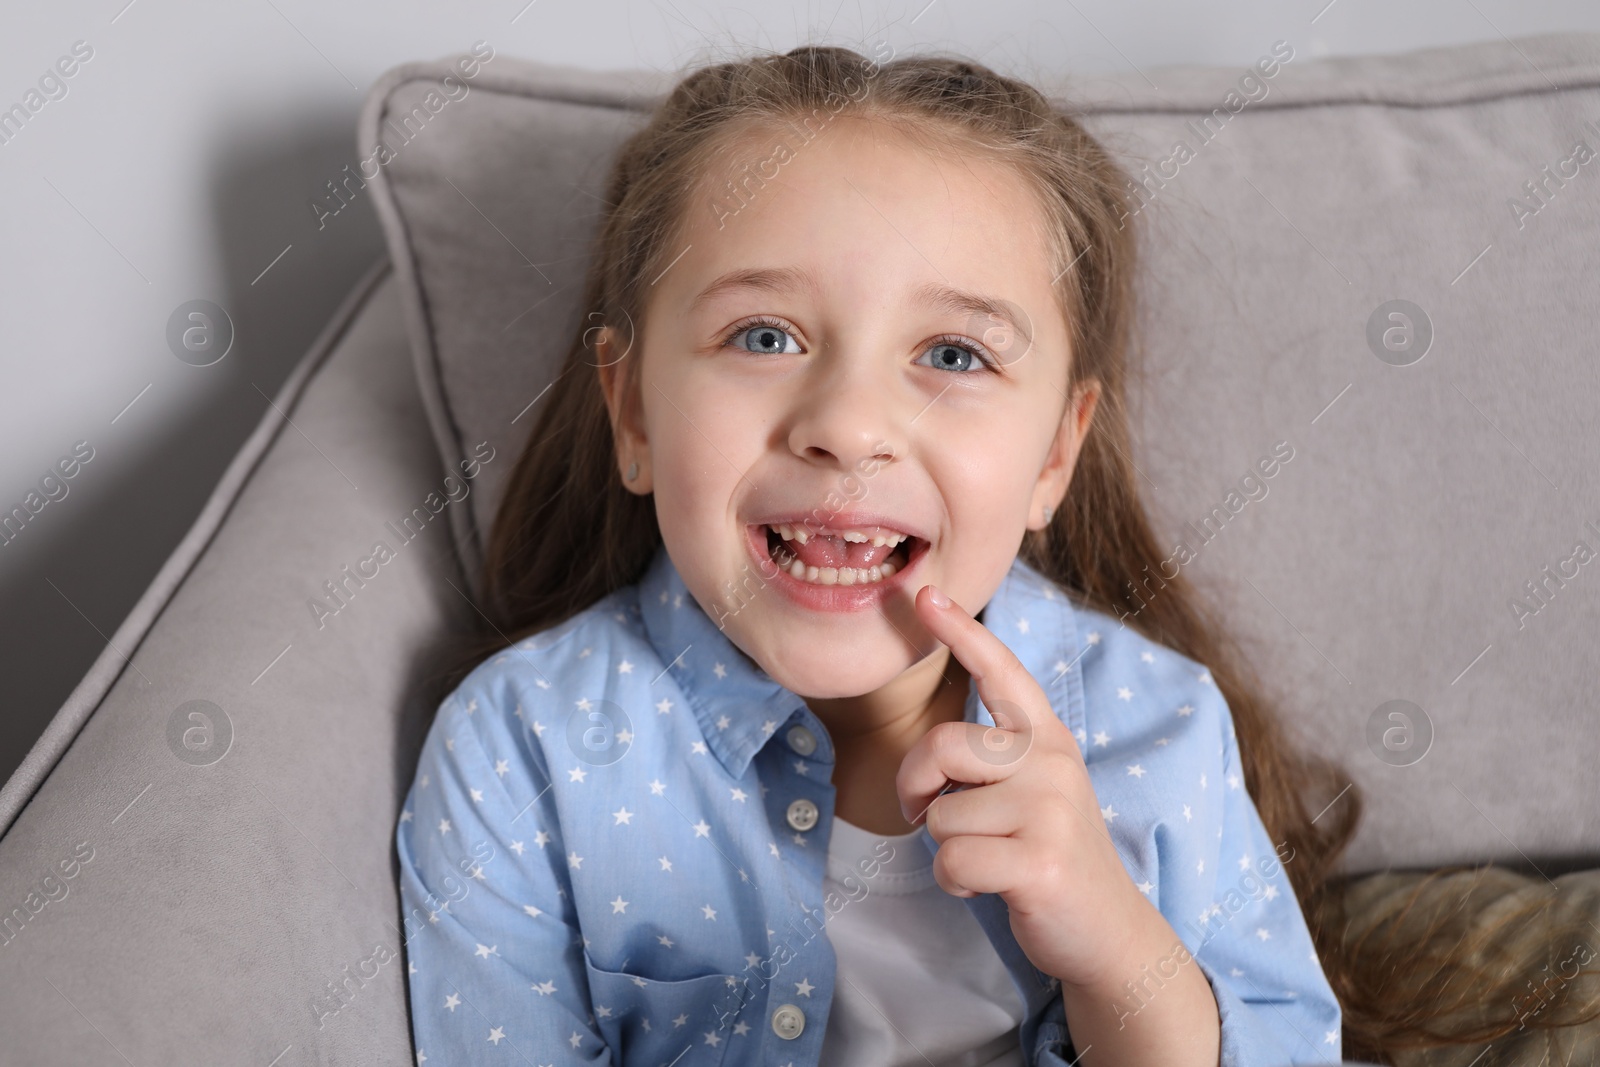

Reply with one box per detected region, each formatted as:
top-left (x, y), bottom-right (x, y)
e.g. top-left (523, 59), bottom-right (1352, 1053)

top-left (784, 360), bottom-right (903, 475)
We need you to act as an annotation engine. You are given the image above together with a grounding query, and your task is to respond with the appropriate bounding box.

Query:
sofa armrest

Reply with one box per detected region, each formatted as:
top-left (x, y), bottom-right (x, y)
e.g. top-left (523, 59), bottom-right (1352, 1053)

top-left (0, 262), bottom-right (472, 1065)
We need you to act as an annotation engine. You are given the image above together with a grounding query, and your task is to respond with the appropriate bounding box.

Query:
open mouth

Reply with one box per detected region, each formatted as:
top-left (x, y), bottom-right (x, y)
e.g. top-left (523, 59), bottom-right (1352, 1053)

top-left (758, 522), bottom-right (927, 586)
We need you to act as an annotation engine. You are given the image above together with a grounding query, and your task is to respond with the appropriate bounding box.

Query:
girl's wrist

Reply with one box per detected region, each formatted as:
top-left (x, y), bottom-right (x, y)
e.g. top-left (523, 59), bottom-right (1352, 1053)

top-left (1058, 892), bottom-right (1171, 995)
top-left (1056, 898), bottom-right (1221, 1067)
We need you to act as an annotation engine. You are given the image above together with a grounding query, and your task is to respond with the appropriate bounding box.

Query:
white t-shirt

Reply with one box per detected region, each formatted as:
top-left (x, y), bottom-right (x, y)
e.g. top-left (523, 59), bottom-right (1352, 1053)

top-left (820, 813), bottom-right (1027, 1067)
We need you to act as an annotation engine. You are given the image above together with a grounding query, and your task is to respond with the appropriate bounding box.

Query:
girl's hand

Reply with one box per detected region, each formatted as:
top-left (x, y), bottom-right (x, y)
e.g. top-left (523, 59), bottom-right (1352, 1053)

top-left (896, 582), bottom-right (1161, 993)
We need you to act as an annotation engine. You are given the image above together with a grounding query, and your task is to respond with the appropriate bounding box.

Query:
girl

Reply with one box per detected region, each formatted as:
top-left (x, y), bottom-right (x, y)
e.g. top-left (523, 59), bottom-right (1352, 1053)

top-left (397, 45), bottom-right (1362, 1066)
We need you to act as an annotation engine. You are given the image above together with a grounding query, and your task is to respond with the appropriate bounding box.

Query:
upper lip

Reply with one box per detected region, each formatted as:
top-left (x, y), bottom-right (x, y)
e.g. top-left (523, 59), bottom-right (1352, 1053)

top-left (749, 510), bottom-right (930, 543)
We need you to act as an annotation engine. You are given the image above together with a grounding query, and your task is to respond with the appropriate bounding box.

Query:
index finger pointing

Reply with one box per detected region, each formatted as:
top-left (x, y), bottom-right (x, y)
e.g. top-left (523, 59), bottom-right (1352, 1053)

top-left (915, 583), bottom-right (1051, 739)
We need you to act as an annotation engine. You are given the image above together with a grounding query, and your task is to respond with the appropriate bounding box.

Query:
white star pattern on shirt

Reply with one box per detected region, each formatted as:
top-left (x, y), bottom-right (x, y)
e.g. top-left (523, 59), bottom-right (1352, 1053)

top-left (396, 552), bottom-right (1342, 1063)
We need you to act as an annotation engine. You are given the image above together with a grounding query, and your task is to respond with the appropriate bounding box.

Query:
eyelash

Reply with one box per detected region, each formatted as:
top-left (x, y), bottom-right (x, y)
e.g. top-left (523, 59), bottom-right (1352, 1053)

top-left (721, 316), bottom-right (999, 372)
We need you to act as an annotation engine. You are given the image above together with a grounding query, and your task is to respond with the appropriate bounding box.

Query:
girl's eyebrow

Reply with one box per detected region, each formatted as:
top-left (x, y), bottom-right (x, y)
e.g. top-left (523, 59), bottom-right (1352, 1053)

top-left (689, 265), bottom-right (1026, 339)
top-left (911, 281), bottom-right (1028, 342)
top-left (688, 265), bottom-right (818, 312)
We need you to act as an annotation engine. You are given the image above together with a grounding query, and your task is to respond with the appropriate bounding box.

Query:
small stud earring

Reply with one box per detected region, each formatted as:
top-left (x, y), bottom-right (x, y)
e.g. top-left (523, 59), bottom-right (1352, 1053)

top-left (625, 462), bottom-right (639, 481)
top-left (1042, 504), bottom-right (1053, 524)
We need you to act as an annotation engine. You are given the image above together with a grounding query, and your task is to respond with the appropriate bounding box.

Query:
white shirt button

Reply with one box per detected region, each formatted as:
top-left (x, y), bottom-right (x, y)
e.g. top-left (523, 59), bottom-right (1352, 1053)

top-left (771, 1003), bottom-right (806, 1039)
top-left (785, 798), bottom-right (819, 832)
top-left (786, 724), bottom-right (817, 756)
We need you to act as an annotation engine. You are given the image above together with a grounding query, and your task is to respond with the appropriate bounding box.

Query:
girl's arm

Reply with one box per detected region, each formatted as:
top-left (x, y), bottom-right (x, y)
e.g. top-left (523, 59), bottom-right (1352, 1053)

top-left (1051, 682), bottom-right (1341, 1067)
top-left (397, 686), bottom-right (604, 1063)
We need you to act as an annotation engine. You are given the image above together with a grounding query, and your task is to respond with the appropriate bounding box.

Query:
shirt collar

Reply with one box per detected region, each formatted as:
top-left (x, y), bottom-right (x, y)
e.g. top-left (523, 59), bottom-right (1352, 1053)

top-left (636, 544), bottom-right (1088, 780)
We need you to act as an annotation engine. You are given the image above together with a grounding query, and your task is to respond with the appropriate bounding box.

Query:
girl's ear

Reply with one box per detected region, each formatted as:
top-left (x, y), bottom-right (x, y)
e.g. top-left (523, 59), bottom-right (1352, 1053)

top-left (595, 326), bottom-right (652, 494)
top-left (1029, 377), bottom-right (1100, 529)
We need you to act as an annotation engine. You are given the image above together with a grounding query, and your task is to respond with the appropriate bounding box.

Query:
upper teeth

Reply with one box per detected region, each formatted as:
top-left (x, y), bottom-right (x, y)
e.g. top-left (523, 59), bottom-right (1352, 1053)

top-left (771, 523), bottom-right (909, 547)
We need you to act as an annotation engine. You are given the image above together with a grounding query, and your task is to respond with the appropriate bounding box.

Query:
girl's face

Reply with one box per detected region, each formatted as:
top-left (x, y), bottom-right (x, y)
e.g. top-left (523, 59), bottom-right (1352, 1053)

top-left (601, 114), bottom-right (1098, 699)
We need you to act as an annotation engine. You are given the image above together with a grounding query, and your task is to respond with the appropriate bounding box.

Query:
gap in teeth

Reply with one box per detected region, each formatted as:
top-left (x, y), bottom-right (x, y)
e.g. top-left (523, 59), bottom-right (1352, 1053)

top-left (766, 524), bottom-right (909, 586)
top-left (772, 522), bottom-right (908, 548)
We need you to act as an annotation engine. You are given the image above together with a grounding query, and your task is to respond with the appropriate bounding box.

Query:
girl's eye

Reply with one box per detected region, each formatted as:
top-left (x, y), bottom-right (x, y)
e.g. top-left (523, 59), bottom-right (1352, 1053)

top-left (727, 320), bottom-right (802, 355)
top-left (915, 338), bottom-right (993, 374)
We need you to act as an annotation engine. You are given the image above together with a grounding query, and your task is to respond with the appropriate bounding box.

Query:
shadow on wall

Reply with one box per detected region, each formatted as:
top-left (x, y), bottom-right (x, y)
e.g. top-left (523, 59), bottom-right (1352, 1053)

top-left (0, 110), bottom-right (388, 786)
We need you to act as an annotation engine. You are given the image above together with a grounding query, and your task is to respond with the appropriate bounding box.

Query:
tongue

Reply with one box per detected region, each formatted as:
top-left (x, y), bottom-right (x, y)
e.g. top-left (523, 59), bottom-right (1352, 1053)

top-left (780, 531), bottom-right (898, 570)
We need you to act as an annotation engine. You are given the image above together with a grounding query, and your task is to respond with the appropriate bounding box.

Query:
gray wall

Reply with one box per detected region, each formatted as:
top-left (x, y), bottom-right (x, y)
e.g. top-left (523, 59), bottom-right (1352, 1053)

top-left (3, 0), bottom-right (1598, 785)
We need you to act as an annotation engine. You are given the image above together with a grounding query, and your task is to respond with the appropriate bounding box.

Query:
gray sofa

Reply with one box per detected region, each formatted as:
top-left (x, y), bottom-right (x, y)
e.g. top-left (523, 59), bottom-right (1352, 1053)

top-left (3, 32), bottom-right (1598, 1066)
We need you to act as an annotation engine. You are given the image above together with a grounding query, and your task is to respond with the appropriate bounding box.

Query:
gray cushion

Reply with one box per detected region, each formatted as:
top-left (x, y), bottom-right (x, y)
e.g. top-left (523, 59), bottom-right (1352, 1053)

top-left (363, 36), bottom-right (1600, 875)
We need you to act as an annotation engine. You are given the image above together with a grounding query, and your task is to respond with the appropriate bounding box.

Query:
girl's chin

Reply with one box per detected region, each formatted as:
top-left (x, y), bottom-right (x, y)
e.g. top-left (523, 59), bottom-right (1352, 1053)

top-left (742, 633), bottom-right (928, 697)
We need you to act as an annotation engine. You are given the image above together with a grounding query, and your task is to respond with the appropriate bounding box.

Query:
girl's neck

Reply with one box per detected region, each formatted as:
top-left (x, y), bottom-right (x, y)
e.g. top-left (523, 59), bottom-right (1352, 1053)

top-left (804, 647), bottom-right (971, 837)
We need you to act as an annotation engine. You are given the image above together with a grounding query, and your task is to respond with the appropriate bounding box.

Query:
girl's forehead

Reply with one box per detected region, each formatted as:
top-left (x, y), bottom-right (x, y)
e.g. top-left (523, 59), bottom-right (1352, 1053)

top-left (673, 115), bottom-right (1061, 312)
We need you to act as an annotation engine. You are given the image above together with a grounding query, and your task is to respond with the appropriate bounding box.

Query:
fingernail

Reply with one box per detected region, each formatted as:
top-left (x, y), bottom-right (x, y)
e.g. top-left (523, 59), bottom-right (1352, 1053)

top-left (927, 585), bottom-right (950, 609)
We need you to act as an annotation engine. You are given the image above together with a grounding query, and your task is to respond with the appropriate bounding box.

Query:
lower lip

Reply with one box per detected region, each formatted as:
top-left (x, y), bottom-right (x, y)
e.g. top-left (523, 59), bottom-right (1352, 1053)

top-left (742, 524), bottom-right (925, 613)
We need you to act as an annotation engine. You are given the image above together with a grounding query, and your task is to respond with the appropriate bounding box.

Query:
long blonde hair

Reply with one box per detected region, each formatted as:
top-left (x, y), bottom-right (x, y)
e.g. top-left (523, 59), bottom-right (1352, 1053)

top-left (433, 45), bottom-right (1599, 1061)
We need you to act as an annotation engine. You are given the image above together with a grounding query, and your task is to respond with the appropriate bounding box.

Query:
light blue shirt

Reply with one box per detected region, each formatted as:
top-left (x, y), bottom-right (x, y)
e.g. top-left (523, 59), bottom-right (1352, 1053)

top-left (397, 544), bottom-right (1342, 1066)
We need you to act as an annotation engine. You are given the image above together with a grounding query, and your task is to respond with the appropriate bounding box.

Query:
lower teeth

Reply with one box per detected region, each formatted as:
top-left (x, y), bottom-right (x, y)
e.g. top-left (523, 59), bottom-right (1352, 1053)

top-left (783, 559), bottom-right (897, 585)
